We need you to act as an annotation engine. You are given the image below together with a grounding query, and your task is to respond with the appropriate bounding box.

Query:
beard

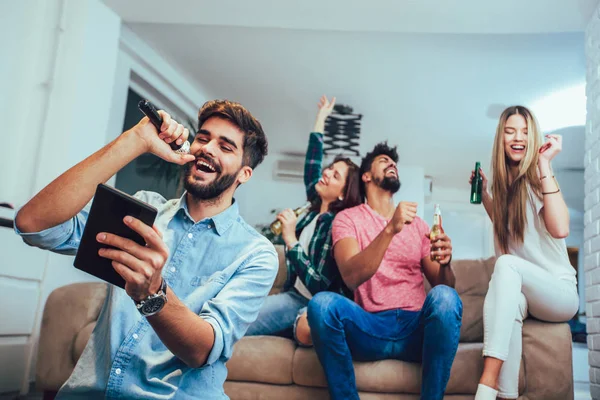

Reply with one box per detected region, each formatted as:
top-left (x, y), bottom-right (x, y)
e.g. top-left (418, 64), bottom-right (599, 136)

top-left (374, 175), bottom-right (401, 194)
top-left (183, 161), bottom-right (239, 201)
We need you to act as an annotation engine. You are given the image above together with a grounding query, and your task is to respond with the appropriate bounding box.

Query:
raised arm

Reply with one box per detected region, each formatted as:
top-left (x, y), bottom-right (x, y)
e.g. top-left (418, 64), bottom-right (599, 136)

top-left (537, 134), bottom-right (569, 238)
top-left (15, 112), bottom-right (194, 233)
top-left (305, 95), bottom-right (336, 200)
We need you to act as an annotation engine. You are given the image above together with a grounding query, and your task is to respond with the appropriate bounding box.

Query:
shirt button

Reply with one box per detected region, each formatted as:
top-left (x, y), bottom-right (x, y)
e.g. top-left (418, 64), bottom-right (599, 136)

top-left (115, 368), bottom-right (122, 375)
top-left (207, 224), bottom-right (212, 229)
top-left (187, 233), bottom-right (193, 239)
top-left (132, 334), bottom-right (138, 340)
top-left (170, 267), bottom-right (176, 272)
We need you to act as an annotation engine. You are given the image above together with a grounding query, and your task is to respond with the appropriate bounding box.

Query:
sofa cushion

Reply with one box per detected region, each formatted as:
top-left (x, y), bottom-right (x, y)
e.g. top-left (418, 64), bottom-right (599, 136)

top-left (36, 282), bottom-right (108, 391)
top-left (224, 381), bottom-right (330, 400)
top-left (292, 341), bottom-right (524, 394)
top-left (72, 321), bottom-right (95, 364)
top-left (227, 336), bottom-right (296, 385)
top-left (268, 245), bottom-right (287, 295)
top-left (521, 320), bottom-right (574, 400)
top-left (451, 257), bottom-right (495, 342)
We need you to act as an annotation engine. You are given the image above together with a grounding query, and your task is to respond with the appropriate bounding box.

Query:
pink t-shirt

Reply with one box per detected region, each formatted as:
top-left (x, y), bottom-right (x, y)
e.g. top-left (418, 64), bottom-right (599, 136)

top-left (332, 203), bottom-right (431, 312)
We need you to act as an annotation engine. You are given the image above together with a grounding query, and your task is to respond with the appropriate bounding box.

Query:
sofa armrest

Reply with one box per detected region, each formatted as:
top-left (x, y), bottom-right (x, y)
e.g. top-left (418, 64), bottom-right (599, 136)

top-left (36, 282), bottom-right (108, 391)
top-left (522, 319), bottom-right (573, 400)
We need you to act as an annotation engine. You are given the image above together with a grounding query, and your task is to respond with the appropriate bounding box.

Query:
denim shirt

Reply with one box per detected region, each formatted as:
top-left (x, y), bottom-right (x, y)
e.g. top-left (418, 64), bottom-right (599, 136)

top-left (16, 191), bottom-right (278, 399)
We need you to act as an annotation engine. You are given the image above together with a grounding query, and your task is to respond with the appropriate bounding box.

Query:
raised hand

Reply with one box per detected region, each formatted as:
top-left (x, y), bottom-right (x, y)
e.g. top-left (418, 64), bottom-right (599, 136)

top-left (389, 202), bottom-right (418, 234)
top-left (538, 134), bottom-right (562, 164)
top-left (131, 110), bottom-right (195, 165)
top-left (313, 95), bottom-right (336, 133)
top-left (317, 95), bottom-right (336, 120)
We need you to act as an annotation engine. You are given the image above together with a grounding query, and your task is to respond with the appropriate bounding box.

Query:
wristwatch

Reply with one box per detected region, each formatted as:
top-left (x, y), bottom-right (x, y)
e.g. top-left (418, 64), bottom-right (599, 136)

top-left (135, 278), bottom-right (168, 317)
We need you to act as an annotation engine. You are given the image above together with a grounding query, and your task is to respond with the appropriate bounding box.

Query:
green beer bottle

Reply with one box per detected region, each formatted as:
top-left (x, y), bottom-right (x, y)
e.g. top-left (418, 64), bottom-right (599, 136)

top-left (471, 162), bottom-right (483, 204)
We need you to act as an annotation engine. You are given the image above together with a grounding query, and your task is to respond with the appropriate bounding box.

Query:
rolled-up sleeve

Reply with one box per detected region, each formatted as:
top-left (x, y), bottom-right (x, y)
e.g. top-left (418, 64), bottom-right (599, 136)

top-left (14, 208), bottom-right (89, 256)
top-left (13, 191), bottom-right (158, 256)
top-left (199, 245), bottom-right (278, 365)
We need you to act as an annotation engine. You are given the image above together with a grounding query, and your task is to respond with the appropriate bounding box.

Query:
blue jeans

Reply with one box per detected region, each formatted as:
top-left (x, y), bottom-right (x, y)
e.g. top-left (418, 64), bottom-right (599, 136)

top-left (308, 285), bottom-right (463, 400)
top-left (246, 290), bottom-right (309, 336)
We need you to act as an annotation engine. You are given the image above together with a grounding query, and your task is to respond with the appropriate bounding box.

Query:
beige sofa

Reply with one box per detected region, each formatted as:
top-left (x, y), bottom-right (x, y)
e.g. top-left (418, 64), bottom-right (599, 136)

top-left (37, 246), bottom-right (574, 399)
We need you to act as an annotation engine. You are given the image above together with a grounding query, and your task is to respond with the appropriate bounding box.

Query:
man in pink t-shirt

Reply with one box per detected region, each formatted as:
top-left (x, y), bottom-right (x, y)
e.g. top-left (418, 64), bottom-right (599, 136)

top-left (307, 142), bottom-right (463, 400)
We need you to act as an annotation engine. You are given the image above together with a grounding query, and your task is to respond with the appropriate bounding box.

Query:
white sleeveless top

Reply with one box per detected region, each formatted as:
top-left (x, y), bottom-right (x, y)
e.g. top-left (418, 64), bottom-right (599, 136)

top-left (293, 215), bottom-right (319, 299)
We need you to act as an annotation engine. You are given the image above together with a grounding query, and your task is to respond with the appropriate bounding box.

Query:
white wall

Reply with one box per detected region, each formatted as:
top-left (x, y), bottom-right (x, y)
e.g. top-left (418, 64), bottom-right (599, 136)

top-left (0, 0), bottom-right (124, 392)
top-left (0, 0), bottom-right (122, 392)
top-left (0, 0), bottom-right (213, 392)
top-left (393, 166), bottom-right (426, 217)
top-left (426, 187), bottom-right (494, 261)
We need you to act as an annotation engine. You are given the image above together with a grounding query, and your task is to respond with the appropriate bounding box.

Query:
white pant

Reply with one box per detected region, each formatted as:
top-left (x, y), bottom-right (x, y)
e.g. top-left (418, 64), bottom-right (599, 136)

top-left (483, 254), bottom-right (579, 399)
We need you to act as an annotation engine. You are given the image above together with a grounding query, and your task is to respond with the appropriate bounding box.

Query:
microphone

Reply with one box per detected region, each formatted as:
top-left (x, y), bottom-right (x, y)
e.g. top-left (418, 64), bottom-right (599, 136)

top-left (138, 100), bottom-right (190, 154)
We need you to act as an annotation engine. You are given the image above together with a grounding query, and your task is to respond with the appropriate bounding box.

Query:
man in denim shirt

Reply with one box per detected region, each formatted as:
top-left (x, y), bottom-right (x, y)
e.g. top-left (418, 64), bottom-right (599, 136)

top-left (15, 100), bottom-right (278, 399)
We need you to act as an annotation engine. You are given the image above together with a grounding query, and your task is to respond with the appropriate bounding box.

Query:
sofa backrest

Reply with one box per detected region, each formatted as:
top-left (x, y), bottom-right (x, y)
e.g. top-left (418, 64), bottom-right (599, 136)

top-left (448, 257), bottom-right (496, 342)
top-left (270, 244), bottom-right (496, 342)
top-left (269, 245), bottom-right (288, 295)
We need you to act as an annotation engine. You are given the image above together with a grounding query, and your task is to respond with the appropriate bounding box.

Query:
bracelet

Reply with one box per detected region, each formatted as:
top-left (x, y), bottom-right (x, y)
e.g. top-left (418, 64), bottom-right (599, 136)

top-left (540, 175), bottom-right (554, 180)
top-left (542, 189), bottom-right (560, 195)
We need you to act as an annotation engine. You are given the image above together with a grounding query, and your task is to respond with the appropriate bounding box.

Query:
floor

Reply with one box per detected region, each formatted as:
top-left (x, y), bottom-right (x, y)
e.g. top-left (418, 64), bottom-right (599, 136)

top-left (0, 386), bottom-right (594, 399)
top-left (575, 382), bottom-right (593, 400)
top-left (574, 342), bottom-right (592, 400)
top-left (1, 384), bottom-right (594, 400)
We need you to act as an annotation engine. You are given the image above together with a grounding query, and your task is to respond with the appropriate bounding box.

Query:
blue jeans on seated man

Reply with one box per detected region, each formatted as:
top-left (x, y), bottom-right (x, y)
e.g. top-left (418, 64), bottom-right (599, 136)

top-left (308, 285), bottom-right (463, 400)
top-left (246, 289), bottom-right (308, 338)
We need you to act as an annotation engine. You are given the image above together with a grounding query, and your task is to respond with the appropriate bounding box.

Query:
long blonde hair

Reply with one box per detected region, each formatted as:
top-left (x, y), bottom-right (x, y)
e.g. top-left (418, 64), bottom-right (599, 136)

top-left (491, 106), bottom-right (543, 253)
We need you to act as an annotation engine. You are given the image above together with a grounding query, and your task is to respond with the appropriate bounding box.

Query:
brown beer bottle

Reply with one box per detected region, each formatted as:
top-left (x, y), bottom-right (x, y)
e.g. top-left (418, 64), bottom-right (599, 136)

top-left (430, 204), bottom-right (444, 261)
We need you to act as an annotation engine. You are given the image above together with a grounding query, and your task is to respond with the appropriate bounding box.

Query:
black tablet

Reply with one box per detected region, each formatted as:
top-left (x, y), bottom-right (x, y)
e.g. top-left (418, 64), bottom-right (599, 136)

top-left (74, 184), bottom-right (158, 288)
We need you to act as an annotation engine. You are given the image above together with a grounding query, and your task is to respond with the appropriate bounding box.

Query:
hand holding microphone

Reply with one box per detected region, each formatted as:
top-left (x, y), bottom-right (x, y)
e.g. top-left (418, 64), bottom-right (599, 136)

top-left (135, 100), bottom-right (195, 165)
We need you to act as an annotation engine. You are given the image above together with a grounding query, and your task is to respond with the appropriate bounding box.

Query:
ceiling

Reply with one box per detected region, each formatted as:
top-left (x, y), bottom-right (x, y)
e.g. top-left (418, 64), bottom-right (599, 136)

top-left (103, 0), bottom-right (594, 210)
top-left (104, 0), bottom-right (598, 34)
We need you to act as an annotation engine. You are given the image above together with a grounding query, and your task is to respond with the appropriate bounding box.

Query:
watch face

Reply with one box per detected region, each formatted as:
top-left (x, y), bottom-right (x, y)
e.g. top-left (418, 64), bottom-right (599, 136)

top-left (142, 297), bottom-right (165, 315)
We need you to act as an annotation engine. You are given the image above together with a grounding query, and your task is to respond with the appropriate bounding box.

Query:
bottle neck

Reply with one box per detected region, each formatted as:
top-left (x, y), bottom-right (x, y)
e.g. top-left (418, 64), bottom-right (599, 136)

top-left (296, 201), bottom-right (312, 216)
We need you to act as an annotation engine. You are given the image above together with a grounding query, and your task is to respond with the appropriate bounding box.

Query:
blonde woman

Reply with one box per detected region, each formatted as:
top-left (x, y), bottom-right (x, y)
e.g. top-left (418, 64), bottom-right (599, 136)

top-left (471, 106), bottom-right (579, 400)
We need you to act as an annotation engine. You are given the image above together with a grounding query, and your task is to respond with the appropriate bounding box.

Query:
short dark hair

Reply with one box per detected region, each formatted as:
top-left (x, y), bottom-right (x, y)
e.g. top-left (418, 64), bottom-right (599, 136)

top-left (359, 142), bottom-right (399, 198)
top-left (310, 156), bottom-right (362, 214)
top-left (197, 100), bottom-right (268, 169)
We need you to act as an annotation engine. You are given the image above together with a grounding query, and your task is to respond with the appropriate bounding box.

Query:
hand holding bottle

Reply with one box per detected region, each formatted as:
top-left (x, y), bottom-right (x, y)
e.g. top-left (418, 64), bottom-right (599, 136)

top-left (277, 209), bottom-right (299, 247)
top-left (270, 202), bottom-right (311, 239)
top-left (429, 232), bottom-right (453, 266)
top-left (469, 165), bottom-right (489, 200)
